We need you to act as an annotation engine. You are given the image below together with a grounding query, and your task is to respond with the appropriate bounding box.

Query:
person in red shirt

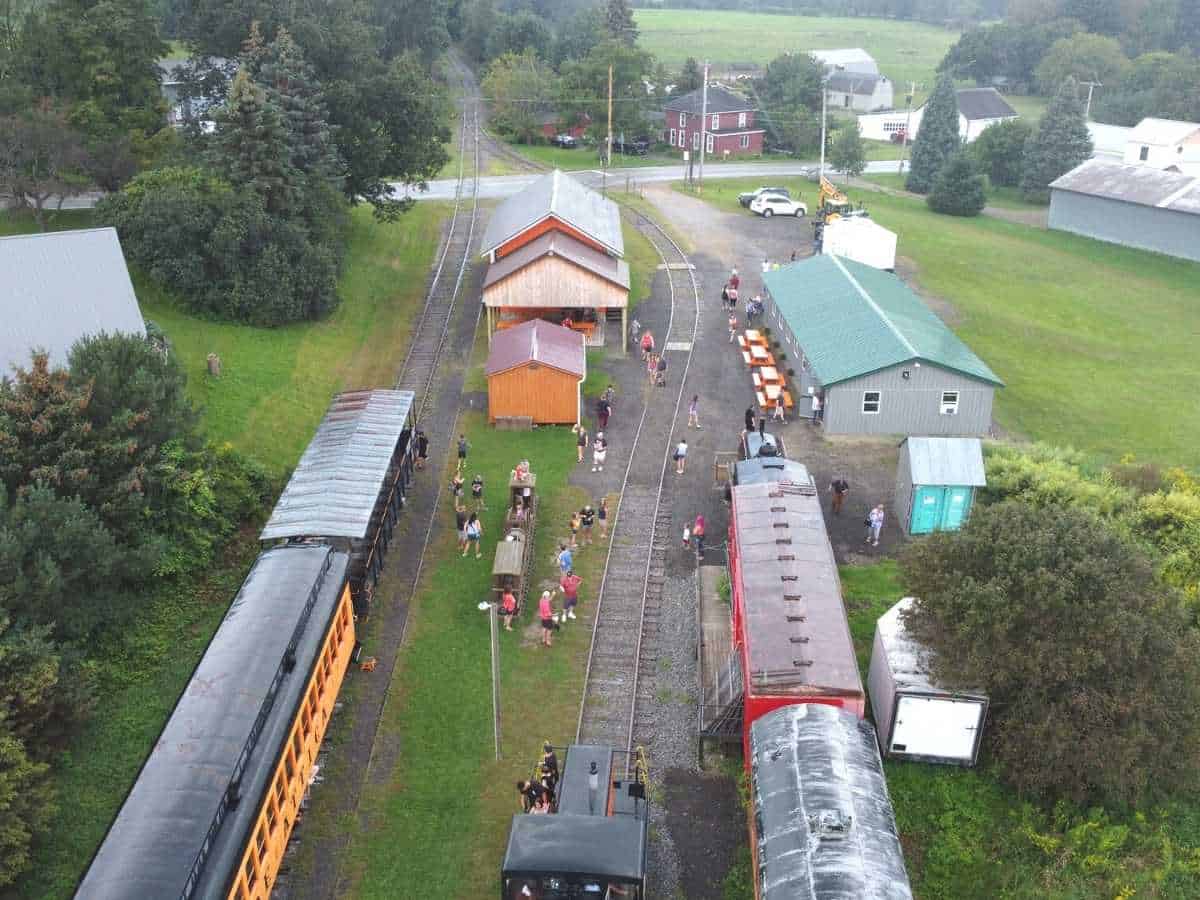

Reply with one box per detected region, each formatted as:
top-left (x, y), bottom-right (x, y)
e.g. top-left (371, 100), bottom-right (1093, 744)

top-left (560, 571), bottom-right (583, 621)
top-left (538, 589), bottom-right (558, 646)
top-left (500, 589), bottom-right (517, 631)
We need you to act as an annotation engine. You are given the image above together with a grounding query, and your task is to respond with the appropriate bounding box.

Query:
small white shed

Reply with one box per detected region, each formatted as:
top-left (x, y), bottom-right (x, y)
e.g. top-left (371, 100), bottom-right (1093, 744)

top-left (868, 597), bottom-right (988, 767)
top-left (821, 216), bottom-right (897, 271)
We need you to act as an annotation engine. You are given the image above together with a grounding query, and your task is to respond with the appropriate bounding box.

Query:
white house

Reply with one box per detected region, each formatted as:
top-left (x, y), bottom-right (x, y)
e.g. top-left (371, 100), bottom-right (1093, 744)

top-left (1123, 118), bottom-right (1200, 176)
top-left (857, 87), bottom-right (1018, 144)
top-left (825, 71), bottom-right (894, 113)
top-left (810, 48), bottom-right (879, 76)
top-left (1088, 121), bottom-right (1134, 161)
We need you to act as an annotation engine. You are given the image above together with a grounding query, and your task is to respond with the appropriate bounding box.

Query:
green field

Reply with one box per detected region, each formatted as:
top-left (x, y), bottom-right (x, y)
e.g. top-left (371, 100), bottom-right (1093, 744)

top-left (862, 171), bottom-right (1047, 212)
top-left (673, 178), bottom-right (1200, 468)
top-left (636, 10), bottom-right (959, 94)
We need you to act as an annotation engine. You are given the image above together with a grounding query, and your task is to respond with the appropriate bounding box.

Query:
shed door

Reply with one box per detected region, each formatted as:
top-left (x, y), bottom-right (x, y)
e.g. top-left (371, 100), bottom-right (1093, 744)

top-left (891, 695), bottom-right (981, 762)
top-left (941, 487), bottom-right (972, 531)
top-left (910, 486), bottom-right (944, 534)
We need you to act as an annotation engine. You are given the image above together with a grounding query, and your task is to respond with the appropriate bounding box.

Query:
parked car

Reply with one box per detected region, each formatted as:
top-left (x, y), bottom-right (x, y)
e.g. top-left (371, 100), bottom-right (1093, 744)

top-left (552, 134), bottom-right (578, 148)
top-left (737, 186), bottom-right (791, 208)
top-left (611, 138), bottom-right (650, 156)
top-left (749, 193), bottom-right (807, 218)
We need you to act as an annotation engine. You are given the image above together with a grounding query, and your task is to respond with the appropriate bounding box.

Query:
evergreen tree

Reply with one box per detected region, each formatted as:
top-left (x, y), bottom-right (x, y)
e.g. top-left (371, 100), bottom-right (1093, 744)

top-left (971, 117), bottom-right (1032, 187)
top-left (605, 0), bottom-right (637, 46)
top-left (1020, 77), bottom-right (1093, 203)
top-left (0, 716), bottom-right (53, 888)
top-left (906, 73), bottom-right (961, 193)
top-left (214, 69), bottom-right (298, 216)
top-left (678, 57), bottom-right (703, 93)
top-left (829, 121), bottom-right (866, 177)
top-left (927, 150), bottom-right (987, 216)
top-left (255, 30), bottom-right (339, 182)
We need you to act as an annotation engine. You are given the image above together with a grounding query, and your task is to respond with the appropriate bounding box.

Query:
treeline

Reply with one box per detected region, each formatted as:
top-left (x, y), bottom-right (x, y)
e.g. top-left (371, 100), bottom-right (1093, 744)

top-left (630, 0), bottom-right (1007, 27)
top-left (0, 336), bottom-right (273, 886)
top-left (941, 0), bottom-right (1200, 124)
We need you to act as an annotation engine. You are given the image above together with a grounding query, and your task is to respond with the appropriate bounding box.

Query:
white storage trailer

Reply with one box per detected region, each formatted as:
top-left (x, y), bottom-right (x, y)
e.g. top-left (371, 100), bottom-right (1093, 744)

top-left (868, 597), bottom-right (988, 766)
top-left (822, 216), bottom-right (897, 271)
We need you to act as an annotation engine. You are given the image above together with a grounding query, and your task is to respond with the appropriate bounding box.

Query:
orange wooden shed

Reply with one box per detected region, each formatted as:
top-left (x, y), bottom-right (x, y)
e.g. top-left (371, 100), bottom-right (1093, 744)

top-left (486, 320), bottom-right (586, 426)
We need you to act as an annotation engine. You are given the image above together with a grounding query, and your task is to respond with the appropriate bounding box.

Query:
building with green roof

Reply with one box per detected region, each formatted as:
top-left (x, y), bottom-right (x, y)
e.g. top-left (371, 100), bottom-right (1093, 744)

top-left (761, 255), bottom-right (1002, 436)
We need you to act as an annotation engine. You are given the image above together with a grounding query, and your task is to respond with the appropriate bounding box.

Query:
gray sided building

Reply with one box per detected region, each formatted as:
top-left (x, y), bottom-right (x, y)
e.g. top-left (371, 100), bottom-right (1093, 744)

top-left (1049, 159), bottom-right (1200, 263)
top-left (761, 255), bottom-right (1003, 437)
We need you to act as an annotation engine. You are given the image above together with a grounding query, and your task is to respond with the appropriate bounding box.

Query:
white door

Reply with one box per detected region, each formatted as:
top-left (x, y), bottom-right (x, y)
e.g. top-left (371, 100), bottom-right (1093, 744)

top-left (890, 695), bottom-right (982, 762)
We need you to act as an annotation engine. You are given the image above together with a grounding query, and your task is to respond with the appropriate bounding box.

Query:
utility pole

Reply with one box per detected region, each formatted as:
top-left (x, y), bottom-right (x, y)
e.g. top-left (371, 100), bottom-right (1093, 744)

top-left (819, 77), bottom-right (828, 181)
top-left (698, 61), bottom-right (709, 193)
top-left (604, 64), bottom-right (613, 196)
top-left (477, 600), bottom-right (502, 760)
top-left (1080, 81), bottom-right (1101, 119)
top-left (899, 80), bottom-right (916, 176)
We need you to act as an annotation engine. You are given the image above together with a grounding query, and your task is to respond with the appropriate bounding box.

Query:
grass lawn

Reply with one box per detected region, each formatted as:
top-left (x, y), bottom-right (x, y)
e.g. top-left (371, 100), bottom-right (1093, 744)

top-left (861, 172), bottom-right (1047, 212)
top-left (636, 10), bottom-right (958, 92)
top-left (840, 560), bottom-right (1200, 899)
top-left (673, 176), bottom-right (1200, 468)
top-left (328, 412), bottom-right (614, 898)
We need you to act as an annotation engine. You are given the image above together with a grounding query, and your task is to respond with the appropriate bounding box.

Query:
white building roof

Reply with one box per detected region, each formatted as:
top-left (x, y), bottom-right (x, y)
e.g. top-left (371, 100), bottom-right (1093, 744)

top-left (876, 598), bottom-right (986, 698)
top-left (1128, 117), bottom-right (1200, 147)
top-left (903, 437), bottom-right (986, 486)
top-left (810, 48), bottom-right (877, 69)
top-left (1088, 121), bottom-right (1133, 158)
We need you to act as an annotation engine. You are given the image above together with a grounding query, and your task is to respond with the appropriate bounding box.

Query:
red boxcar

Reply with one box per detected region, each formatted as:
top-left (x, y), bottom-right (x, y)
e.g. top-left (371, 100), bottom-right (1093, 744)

top-left (729, 477), bottom-right (865, 762)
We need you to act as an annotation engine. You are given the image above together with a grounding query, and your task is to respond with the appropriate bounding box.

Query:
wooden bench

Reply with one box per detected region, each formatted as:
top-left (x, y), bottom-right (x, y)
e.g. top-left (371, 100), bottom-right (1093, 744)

top-left (568, 321), bottom-right (597, 336)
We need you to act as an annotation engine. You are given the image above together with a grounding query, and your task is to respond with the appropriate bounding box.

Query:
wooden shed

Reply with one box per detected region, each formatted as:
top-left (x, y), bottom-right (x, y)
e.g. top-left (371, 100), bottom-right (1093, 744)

top-left (486, 320), bottom-right (586, 426)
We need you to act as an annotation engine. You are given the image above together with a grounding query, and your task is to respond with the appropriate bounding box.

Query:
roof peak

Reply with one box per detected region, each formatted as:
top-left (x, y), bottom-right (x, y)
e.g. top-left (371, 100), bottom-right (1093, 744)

top-left (828, 255), bottom-right (918, 359)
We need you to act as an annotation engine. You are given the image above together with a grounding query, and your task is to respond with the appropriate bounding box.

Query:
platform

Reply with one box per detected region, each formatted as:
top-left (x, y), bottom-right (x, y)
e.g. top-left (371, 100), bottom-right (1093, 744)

top-left (698, 566), bottom-right (743, 755)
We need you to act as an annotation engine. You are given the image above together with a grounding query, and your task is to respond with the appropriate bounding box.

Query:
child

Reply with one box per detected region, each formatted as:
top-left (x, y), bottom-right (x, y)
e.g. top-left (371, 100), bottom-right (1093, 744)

top-left (681, 523), bottom-right (691, 549)
top-left (568, 511), bottom-right (581, 549)
top-left (471, 474), bottom-right (485, 510)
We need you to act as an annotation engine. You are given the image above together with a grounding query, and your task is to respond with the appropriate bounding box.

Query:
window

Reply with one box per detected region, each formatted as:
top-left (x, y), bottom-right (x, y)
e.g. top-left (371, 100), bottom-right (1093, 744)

top-left (1139, 145), bottom-right (1149, 161)
top-left (740, 134), bottom-right (750, 149)
top-left (669, 128), bottom-right (676, 146)
top-left (692, 131), bottom-right (700, 150)
top-left (862, 391), bottom-right (881, 414)
top-left (738, 112), bottom-right (747, 128)
top-left (711, 113), bottom-right (719, 130)
top-left (244, 856), bottom-right (258, 887)
top-left (940, 391), bottom-right (960, 415)
top-left (678, 130), bottom-right (685, 148)
top-left (844, 94), bottom-right (851, 108)
top-left (706, 133), bottom-right (714, 153)
top-left (678, 112), bottom-right (686, 128)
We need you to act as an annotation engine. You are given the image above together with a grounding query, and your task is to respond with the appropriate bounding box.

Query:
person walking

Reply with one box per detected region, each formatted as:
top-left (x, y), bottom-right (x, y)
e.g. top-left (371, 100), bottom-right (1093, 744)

top-left (630, 318), bottom-right (640, 347)
top-left (596, 397), bottom-right (610, 431)
top-left (592, 432), bottom-right (608, 472)
top-left (455, 507), bottom-right (469, 555)
top-left (674, 438), bottom-right (688, 475)
top-left (681, 521), bottom-right (691, 549)
top-left (456, 434), bottom-right (469, 471)
top-left (451, 473), bottom-right (465, 512)
top-left (830, 476), bottom-right (849, 515)
top-left (580, 504), bottom-right (595, 545)
top-left (687, 395), bottom-right (701, 429)
top-left (655, 354), bottom-right (667, 387)
top-left (761, 258), bottom-right (770, 275)
top-left (415, 429), bottom-right (429, 470)
top-left (728, 312), bottom-right (738, 342)
top-left (646, 352), bottom-right (658, 386)
top-left (598, 496), bottom-right (609, 540)
top-left (867, 504), bottom-right (885, 547)
top-left (771, 398), bottom-right (786, 425)
top-left (568, 511), bottom-right (581, 548)
top-left (721, 283), bottom-right (729, 307)
top-left (729, 268), bottom-right (739, 291)
top-left (471, 473), bottom-right (486, 511)
top-left (810, 393), bottom-right (822, 426)
top-left (727, 285), bottom-right (739, 313)
top-left (693, 513), bottom-right (706, 559)
top-left (640, 330), bottom-right (655, 361)
top-left (556, 543), bottom-right (573, 576)
top-left (560, 569), bottom-right (582, 621)
top-left (603, 384), bottom-right (616, 409)
top-left (464, 513), bottom-right (483, 558)
top-left (576, 425), bottom-right (588, 464)
top-left (538, 589), bottom-right (558, 647)
top-left (744, 405), bottom-right (756, 433)
top-left (500, 588), bottom-right (517, 631)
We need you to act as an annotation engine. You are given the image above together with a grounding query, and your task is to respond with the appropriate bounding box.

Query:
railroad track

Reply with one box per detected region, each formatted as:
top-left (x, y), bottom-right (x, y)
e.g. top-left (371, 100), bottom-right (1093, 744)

top-left (575, 208), bottom-right (701, 770)
top-left (395, 101), bottom-right (480, 417)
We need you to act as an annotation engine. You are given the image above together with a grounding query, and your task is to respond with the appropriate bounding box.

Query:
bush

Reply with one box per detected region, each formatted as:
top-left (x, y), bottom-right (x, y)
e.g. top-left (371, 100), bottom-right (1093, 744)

top-left (927, 151), bottom-right (987, 217)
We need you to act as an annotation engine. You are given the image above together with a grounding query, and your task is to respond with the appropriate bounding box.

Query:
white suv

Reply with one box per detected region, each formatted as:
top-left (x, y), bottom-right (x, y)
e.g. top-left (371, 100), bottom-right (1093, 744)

top-left (750, 193), bottom-right (807, 218)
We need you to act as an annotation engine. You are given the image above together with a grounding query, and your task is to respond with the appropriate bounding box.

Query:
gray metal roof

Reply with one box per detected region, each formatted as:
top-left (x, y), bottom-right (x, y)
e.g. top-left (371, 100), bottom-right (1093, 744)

top-left (483, 230), bottom-right (630, 291)
top-left (485, 319), bottom-right (586, 378)
top-left (663, 84), bottom-right (756, 115)
top-left (77, 544), bottom-right (349, 900)
top-left (733, 479), bottom-right (863, 699)
top-left (954, 87), bottom-right (1017, 121)
top-left (828, 71), bottom-right (885, 94)
top-left (481, 170), bottom-right (624, 258)
top-left (502, 815), bottom-right (647, 882)
top-left (260, 390), bottom-right (415, 541)
top-left (1049, 159), bottom-right (1200, 215)
top-left (902, 437), bottom-right (986, 487)
top-left (0, 228), bottom-right (145, 377)
top-left (875, 597), bottom-right (986, 698)
top-left (750, 704), bottom-right (913, 900)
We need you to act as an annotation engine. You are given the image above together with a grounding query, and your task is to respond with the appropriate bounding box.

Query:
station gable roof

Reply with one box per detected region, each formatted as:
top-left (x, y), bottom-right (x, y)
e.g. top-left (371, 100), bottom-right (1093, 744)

top-left (481, 169), bottom-right (624, 259)
top-left (483, 230), bottom-right (630, 292)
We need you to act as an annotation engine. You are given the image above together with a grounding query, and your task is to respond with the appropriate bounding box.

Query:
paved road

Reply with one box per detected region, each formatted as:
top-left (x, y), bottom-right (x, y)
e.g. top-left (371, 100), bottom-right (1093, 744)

top-left (390, 160), bottom-right (908, 202)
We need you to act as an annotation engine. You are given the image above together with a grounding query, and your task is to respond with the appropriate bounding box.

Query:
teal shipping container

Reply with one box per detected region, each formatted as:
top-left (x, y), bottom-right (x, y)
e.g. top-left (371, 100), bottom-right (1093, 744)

top-left (894, 437), bottom-right (986, 535)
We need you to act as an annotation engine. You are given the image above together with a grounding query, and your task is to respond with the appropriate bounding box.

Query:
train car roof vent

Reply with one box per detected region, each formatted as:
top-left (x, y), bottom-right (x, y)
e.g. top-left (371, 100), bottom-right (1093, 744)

top-left (809, 809), bottom-right (853, 841)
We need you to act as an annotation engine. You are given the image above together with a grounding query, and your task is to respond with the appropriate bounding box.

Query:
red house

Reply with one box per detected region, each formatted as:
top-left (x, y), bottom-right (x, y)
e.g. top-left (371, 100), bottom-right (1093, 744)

top-left (538, 111), bottom-right (590, 141)
top-left (662, 84), bottom-right (765, 158)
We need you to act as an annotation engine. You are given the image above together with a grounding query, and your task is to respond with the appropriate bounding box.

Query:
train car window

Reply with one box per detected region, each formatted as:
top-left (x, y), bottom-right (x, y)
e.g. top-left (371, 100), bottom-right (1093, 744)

top-left (266, 795), bottom-right (278, 831)
top-left (255, 826), bottom-right (267, 857)
top-left (275, 776), bottom-right (286, 806)
top-left (285, 752), bottom-right (296, 780)
top-left (244, 855), bottom-right (257, 887)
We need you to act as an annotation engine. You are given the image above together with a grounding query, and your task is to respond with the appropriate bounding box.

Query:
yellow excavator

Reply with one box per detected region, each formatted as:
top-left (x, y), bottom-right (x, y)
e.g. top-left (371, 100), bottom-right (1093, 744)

top-left (817, 176), bottom-right (851, 224)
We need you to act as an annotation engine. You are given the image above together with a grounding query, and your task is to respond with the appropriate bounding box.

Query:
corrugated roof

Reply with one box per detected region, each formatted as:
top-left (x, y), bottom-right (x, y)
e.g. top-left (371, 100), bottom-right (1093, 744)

top-left (1050, 158), bottom-right (1200, 215)
top-left (875, 597), bottom-right (986, 698)
top-left (903, 437), bottom-right (986, 486)
top-left (811, 48), bottom-right (878, 69)
top-left (750, 704), bottom-right (913, 900)
top-left (1129, 117), bottom-right (1200, 146)
top-left (733, 479), bottom-right (863, 699)
top-left (663, 84), bottom-right (756, 115)
top-left (483, 230), bottom-right (630, 291)
top-left (762, 255), bottom-right (1003, 387)
top-left (485, 319), bottom-right (586, 378)
top-left (827, 71), bottom-right (885, 94)
top-left (480, 170), bottom-right (624, 258)
top-left (77, 544), bottom-right (349, 900)
top-left (260, 390), bottom-right (415, 541)
top-left (0, 228), bottom-right (145, 377)
top-left (954, 87), bottom-right (1017, 121)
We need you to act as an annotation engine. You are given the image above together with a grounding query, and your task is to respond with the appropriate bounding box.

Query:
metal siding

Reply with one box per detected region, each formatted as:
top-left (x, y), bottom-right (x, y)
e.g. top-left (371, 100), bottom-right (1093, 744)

top-left (893, 442), bottom-right (913, 535)
top-left (824, 364), bottom-right (993, 436)
top-left (1049, 191), bottom-right (1200, 263)
top-left (867, 626), bottom-right (898, 756)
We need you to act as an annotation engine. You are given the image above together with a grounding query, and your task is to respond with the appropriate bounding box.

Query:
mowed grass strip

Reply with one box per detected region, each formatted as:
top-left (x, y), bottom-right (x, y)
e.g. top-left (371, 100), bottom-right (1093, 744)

top-left (673, 177), bottom-right (1200, 467)
top-left (340, 412), bottom-right (614, 898)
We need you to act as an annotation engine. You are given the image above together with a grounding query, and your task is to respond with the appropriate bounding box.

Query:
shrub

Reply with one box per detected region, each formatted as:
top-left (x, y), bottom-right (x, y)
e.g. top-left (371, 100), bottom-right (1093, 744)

top-left (927, 151), bottom-right (987, 217)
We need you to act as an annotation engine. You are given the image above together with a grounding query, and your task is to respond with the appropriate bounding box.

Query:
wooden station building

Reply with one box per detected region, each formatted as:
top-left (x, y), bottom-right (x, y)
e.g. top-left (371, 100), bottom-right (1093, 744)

top-left (480, 169), bottom-right (628, 351)
top-left (485, 319), bottom-right (586, 426)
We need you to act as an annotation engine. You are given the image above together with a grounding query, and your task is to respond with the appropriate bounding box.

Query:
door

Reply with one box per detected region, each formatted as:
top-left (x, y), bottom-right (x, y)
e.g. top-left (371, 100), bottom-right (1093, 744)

top-left (890, 694), bottom-right (982, 762)
top-left (941, 486), bottom-right (972, 531)
top-left (910, 486), bottom-right (944, 534)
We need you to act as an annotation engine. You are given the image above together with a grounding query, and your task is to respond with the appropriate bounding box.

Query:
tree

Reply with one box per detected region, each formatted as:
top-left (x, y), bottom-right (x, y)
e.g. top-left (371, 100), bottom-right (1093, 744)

top-left (558, 40), bottom-right (652, 147)
top-left (375, 0), bottom-right (451, 65)
top-left (927, 150), bottom-right (987, 215)
top-left (0, 614), bottom-right (95, 749)
top-left (482, 51), bottom-right (558, 144)
top-left (1059, 0), bottom-right (1123, 35)
top-left (754, 52), bottom-right (824, 154)
top-left (1035, 33), bottom-right (1129, 95)
top-left (0, 715), bottom-right (53, 888)
top-left (0, 103), bottom-right (89, 229)
top-left (906, 73), bottom-right (960, 193)
top-left (552, 4), bottom-right (604, 68)
top-left (461, 0), bottom-right (498, 63)
top-left (900, 500), bottom-right (1200, 806)
top-left (490, 11), bottom-right (553, 60)
top-left (604, 0), bottom-right (637, 46)
top-left (678, 57), bottom-right (703, 94)
top-left (1093, 51), bottom-right (1200, 125)
top-left (1021, 77), bottom-right (1093, 202)
top-left (214, 69), bottom-right (298, 217)
top-left (829, 121), bottom-right (866, 177)
top-left (971, 117), bottom-right (1032, 187)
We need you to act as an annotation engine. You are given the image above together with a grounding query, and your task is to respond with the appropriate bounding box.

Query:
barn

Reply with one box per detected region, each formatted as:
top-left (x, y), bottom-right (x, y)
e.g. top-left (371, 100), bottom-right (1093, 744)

top-left (761, 255), bottom-right (1003, 435)
top-left (825, 71), bottom-right (893, 113)
top-left (858, 87), bottom-right (1017, 144)
top-left (893, 436), bottom-right (985, 535)
top-left (1048, 159), bottom-right (1200, 263)
top-left (486, 319), bottom-right (586, 426)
